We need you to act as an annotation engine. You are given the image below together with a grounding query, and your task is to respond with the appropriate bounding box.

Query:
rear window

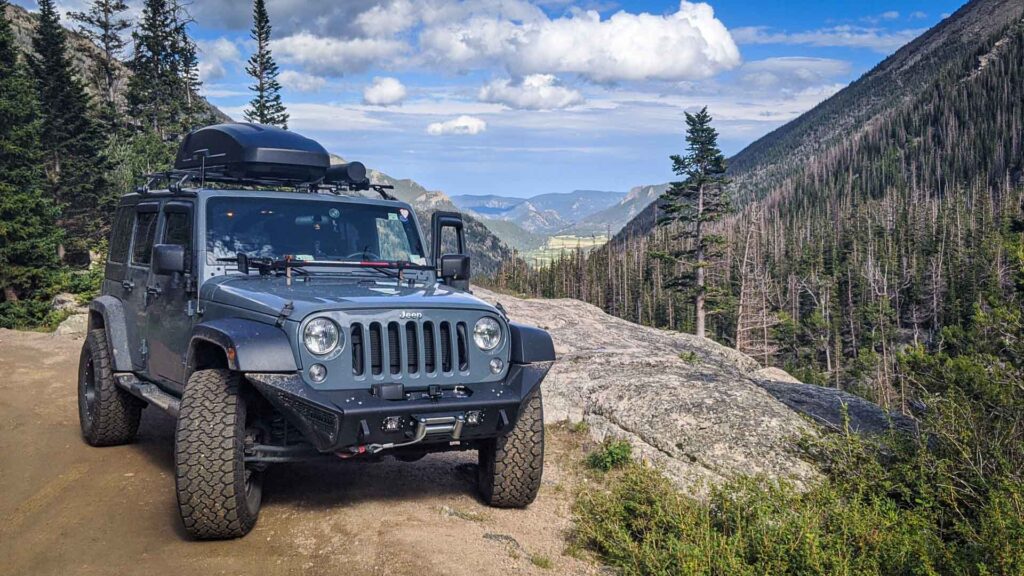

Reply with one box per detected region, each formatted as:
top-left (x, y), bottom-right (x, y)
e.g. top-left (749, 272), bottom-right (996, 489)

top-left (108, 207), bottom-right (133, 264)
top-left (131, 212), bottom-right (158, 265)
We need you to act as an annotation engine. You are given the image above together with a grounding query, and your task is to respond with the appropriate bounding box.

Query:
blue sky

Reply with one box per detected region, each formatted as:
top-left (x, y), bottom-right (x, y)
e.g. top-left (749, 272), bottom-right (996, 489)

top-left (24, 0), bottom-right (966, 197)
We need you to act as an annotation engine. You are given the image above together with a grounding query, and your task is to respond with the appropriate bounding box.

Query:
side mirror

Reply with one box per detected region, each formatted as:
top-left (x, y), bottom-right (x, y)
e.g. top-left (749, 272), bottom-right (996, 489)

top-left (440, 254), bottom-right (471, 291)
top-left (153, 244), bottom-right (185, 276)
top-left (431, 211), bottom-right (470, 290)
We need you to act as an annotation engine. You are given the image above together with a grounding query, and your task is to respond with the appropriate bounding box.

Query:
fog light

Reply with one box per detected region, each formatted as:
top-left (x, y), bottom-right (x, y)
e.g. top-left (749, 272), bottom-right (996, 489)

top-left (466, 410), bottom-right (483, 426)
top-left (308, 363), bottom-right (327, 383)
top-left (489, 358), bottom-right (504, 374)
top-left (382, 416), bottom-right (402, 433)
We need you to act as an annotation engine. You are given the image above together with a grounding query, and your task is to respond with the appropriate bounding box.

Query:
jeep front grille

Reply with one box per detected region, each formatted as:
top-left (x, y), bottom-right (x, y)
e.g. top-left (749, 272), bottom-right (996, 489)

top-left (351, 320), bottom-right (469, 378)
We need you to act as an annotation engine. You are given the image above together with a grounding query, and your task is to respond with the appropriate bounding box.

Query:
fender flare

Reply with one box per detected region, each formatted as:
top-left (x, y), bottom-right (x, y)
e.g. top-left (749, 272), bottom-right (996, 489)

top-left (88, 296), bottom-right (134, 372)
top-left (508, 322), bottom-right (556, 364)
top-left (188, 318), bottom-right (298, 373)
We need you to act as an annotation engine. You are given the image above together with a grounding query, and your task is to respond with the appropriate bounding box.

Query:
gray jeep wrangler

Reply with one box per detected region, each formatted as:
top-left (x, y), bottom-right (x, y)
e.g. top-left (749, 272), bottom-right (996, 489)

top-left (77, 123), bottom-right (554, 539)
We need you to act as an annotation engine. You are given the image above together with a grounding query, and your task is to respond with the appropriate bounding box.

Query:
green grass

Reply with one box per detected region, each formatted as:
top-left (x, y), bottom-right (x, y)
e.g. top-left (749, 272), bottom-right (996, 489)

top-left (586, 440), bottom-right (632, 472)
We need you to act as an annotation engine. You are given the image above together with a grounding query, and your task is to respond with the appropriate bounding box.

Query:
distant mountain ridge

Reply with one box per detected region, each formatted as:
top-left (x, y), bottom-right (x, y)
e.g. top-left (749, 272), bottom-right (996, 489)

top-left (452, 190), bottom-right (626, 234)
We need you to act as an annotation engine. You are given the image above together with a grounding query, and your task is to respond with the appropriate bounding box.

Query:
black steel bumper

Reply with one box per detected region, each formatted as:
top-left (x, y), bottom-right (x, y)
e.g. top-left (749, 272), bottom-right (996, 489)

top-left (246, 362), bottom-right (552, 453)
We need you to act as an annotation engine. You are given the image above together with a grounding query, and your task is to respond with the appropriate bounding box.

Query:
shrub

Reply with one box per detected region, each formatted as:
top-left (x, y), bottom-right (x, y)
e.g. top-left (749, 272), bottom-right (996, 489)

top-left (586, 440), bottom-right (632, 472)
top-left (575, 464), bottom-right (948, 576)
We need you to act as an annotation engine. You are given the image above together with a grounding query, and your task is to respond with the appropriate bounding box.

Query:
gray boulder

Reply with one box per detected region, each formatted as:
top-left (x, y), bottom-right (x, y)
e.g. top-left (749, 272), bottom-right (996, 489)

top-left (474, 288), bottom-right (821, 492)
top-left (55, 314), bottom-right (88, 339)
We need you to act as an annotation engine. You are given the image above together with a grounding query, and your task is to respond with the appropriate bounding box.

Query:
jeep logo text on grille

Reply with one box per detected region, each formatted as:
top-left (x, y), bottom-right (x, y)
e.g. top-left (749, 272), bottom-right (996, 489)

top-left (399, 311), bottom-right (423, 320)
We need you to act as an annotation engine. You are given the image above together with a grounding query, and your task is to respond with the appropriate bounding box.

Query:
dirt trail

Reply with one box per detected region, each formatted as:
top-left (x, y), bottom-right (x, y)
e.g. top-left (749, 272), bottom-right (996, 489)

top-left (0, 329), bottom-right (596, 576)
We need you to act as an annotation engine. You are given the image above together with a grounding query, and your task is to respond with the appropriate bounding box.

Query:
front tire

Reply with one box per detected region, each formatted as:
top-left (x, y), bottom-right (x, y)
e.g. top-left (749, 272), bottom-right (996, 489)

top-left (174, 369), bottom-right (263, 539)
top-left (78, 329), bottom-right (141, 446)
top-left (478, 387), bottom-right (545, 507)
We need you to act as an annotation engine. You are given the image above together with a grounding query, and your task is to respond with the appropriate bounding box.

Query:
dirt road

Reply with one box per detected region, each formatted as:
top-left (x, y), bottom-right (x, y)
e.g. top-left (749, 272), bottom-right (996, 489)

top-left (0, 329), bottom-right (596, 576)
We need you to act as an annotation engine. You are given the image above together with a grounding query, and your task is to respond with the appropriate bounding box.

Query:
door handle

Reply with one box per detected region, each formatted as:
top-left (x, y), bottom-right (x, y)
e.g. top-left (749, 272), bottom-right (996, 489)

top-left (121, 280), bottom-right (135, 292)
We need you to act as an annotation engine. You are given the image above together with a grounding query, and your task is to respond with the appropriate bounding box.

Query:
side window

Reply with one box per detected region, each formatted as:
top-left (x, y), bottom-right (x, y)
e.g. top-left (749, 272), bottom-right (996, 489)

top-left (164, 211), bottom-right (193, 273)
top-left (108, 207), bottom-right (133, 264)
top-left (131, 211), bottom-right (158, 265)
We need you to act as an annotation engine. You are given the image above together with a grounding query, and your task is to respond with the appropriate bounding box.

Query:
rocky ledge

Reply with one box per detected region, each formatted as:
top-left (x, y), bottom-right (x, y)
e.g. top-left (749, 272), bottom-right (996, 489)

top-left (475, 288), bottom-right (908, 493)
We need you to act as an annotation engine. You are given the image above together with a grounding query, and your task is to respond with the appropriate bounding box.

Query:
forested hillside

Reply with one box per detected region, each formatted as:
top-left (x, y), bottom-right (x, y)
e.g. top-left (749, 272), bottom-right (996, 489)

top-left (491, 0), bottom-right (1024, 409)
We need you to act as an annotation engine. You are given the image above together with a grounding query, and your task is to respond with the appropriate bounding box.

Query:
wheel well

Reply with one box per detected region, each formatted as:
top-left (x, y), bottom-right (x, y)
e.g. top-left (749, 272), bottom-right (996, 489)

top-left (88, 311), bottom-right (105, 332)
top-left (191, 340), bottom-right (229, 371)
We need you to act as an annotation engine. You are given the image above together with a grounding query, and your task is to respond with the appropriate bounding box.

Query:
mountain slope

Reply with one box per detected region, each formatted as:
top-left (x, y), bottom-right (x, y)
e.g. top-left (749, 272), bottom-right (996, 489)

top-left (501, 0), bottom-right (1024, 405)
top-left (618, 0), bottom-right (1024, 242)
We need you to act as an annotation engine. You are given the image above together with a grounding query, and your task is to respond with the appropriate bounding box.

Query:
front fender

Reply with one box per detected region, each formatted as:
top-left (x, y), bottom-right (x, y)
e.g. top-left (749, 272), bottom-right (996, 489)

top-left (88, 296), bottom-right (133, 372)
top-left (509, 323), bottom-right (556, 364)
top-left (189, 318), bottom-right (298, 372)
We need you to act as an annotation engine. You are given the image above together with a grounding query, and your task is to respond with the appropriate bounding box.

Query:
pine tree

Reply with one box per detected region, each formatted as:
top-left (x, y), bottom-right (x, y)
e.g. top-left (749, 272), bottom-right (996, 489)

top-left (243, 0), bottom-right (288, 128)
top-left (67, 0), bottom-right (130, 129)
top-left (658, 107), bottom-right (731, 338)
top-left (0, 0), bottom-right (61, 302)
top-left (129, 0), bottom-right (176, 135)
top-left (29, 0), bottom-right (107, 264)
top-left (129, 0), bottom-right (207, 137)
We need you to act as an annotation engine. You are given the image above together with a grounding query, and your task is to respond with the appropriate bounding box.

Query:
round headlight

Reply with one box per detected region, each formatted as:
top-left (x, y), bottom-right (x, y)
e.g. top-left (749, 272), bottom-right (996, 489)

top-left (304, 318), bottom-right (341, 356)
top-left (473, 317), bottom-right (501, 351)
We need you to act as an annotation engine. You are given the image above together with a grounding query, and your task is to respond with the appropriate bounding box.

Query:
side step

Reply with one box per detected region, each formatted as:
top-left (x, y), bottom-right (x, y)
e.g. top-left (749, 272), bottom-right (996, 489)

top-left (114, 374), bottom-right (181, 418)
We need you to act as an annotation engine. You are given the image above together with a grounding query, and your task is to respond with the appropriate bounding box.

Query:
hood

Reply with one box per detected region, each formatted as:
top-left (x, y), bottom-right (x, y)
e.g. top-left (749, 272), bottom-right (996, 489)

top-left (200, 275), bottom-right (498, 319)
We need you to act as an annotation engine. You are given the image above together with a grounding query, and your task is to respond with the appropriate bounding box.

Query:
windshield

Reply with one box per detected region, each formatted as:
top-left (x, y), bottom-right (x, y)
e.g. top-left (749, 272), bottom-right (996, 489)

top-left (205, 197), bottom-right (426, 266)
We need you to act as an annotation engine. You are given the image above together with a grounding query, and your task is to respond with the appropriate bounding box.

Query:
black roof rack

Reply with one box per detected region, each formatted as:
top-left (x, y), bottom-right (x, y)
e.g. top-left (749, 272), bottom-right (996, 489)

top-left (135, 123), bottom-right (397, 200)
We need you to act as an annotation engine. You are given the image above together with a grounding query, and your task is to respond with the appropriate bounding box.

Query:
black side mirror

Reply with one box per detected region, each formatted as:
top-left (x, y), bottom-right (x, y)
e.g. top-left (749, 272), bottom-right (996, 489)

top-left (153, 244), bottom-right (185, 276)
top-left (440, 254), bottom-right (471, 291)
top-left (431, 211), bottom-right (470, 290)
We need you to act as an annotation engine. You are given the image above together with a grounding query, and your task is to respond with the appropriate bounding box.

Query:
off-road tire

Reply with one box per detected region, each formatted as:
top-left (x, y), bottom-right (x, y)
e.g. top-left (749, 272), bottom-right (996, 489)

top-left (78, 329), bottom-right (142, 446)
top-left (174, 369), bottom-right (262, 539)
top-left (478, 387), bottom-right (544, 507)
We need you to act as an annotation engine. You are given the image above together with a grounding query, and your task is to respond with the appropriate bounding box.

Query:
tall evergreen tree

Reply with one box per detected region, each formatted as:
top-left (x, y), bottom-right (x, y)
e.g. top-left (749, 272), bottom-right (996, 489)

top-left (67, 0), bottom-right (130, 129)
top-left (0, 0), bottom-right (61, 302)
top-left (129, 0), bottom-right (206, 137)
top-left (128, 0), bottom-right (176, 135)
top-left (243, 0), bottom-right (288, 128)
top-left (657, 107), bottom-right (731, 338)
top-left (169, 0), bottom-right (204, 132)
top-left (29, 0), bottom-right (107, 263)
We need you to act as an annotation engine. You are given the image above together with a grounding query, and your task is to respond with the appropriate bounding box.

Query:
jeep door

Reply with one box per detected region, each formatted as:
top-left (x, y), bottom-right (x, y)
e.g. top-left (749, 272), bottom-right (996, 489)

top-left (125, 202), bottom-right (161, 371)
top-left (143, 201), bottom-right (196, 389)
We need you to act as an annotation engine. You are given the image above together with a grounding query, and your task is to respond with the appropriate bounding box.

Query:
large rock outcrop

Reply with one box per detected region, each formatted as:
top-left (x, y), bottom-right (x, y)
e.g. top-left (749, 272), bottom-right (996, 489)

top-left (475, 288), bottom-right (908, 493)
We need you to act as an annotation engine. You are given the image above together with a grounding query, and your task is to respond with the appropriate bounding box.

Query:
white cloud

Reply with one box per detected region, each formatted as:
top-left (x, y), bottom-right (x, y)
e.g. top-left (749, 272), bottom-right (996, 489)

top-left (420, 1), bottom-right (740, 82)
top-left (880, 10), bottom-right (900, 21)
top-left (738, 57), bottom-right (852, 91)
top-left (426, 115), bottom-right (488, 136)
top-left (478, 74), bottom-right (584, 110)
top-left (733, 25), bottom-right (924, 53)
top-left (909, 11), bottom-right (928, 20)
top-left (363, 76), bottom-right (408, 106)
top-left (278, 70), bottom-right (326, 92)
top-left (197, 38), bottom-right (242, 82)
top-left (254, 1), bottom-right (738, 83)
top-left (271, 33), bottom-right (407, 76)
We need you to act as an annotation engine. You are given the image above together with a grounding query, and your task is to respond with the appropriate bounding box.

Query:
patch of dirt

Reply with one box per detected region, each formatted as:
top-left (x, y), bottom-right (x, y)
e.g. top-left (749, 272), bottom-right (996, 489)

top-left (0, 329), bottom-right (597, 576)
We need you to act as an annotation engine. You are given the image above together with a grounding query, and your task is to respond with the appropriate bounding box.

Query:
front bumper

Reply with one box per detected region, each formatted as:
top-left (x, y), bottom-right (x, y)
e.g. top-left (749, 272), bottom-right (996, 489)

top-left (246, 362), bottom-right (552, 453)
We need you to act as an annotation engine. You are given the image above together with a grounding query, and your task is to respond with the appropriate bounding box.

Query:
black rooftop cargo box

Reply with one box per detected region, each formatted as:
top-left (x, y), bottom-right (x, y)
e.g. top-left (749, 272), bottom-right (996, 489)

top-left (175, 123), bottom-right (330, 183)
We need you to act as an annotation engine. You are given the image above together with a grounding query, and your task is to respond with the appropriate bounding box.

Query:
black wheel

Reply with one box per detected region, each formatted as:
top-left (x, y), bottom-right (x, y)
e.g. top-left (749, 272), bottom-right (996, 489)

top-left (478, 387), bottom-right (544, 507)
top-left (174, 369), bottom-right (263, 539)
top-left (78, 329), bottom-right (142, 446)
